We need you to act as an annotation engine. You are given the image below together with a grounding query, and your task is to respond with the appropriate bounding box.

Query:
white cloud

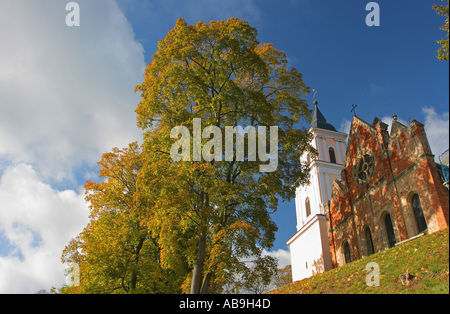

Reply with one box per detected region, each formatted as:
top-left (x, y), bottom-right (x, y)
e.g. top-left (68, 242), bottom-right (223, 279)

top-left (0, 0), bottom-right (145, 183)
top-left (422, 106), bottom-right (449, 158)
top-left (0, 0), bottom-right (146, 293)
top-left (262, 248), bottom-right (291, 269)
top-left (339, 119), bottom-right (352, 136)
top-left (0, 164), bottom-right (89, 294)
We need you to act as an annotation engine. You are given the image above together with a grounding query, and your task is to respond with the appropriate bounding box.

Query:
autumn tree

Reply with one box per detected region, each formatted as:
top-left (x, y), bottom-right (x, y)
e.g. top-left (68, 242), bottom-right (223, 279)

top-left (272, 265), bottom-right (292, 289)
top-left (433, 0), bottom-right (449, 61)
top-left (60, 143), bottom-right (186, 293)
top-left (240, 255), bottom-right (278, 294)
top-left (135, 18), bottom-right (314, 294)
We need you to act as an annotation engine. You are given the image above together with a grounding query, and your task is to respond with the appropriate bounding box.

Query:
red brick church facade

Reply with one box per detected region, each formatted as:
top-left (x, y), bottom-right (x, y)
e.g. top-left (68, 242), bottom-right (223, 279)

top-left (325, 115), bottom-right (449, 268)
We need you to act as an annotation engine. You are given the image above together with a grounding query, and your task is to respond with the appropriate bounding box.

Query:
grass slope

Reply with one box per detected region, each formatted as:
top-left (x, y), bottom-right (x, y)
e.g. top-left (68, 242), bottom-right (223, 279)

top-left (270, 228), bottom-right (449, 294)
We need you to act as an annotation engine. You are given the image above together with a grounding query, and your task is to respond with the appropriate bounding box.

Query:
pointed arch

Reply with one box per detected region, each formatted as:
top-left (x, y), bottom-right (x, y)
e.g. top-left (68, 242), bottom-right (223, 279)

top-left (410, 193), bottom-right (428, 233)
top-left (382, 213), bottom-right (397, 248)
top-left (343, 241), bottom-right (352, 264)
top-left (363, 226), bottom-right (375, 256)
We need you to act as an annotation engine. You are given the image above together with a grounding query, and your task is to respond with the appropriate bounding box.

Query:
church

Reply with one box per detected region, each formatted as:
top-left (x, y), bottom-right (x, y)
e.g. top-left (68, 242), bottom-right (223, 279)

top-left (287, 101), bottom-right (449, 282)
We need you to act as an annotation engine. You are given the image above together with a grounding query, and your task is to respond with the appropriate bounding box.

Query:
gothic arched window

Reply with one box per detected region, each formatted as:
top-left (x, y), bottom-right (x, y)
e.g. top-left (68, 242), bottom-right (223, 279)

top-left (329, 147), bottom-right (336, 164)
top-left (343, 241), bottom-right (352, 264)
top-left (411, 194), bottom-right (428, 233)
top-left (364, 226), bottom-right (375, 256)
top-left (305, 197), bottom-right (311, 217)
top-left (383, 213), bottom-right (397, 248)
top-left (354, 149), bottom-right (375, 185)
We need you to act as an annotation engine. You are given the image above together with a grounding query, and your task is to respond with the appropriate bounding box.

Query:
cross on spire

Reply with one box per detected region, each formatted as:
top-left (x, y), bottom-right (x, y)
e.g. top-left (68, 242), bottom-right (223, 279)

top-left (351, 104), bottom-right (358, 117)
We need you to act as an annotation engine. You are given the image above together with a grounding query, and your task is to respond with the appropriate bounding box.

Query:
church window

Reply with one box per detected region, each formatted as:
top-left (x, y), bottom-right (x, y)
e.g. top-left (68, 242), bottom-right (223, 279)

top-left (355, 150), bottom-right (375, 185)
top-left (343, 242), bottom-right (352, 264)
top-left (305, 197), bottom-right (311, 217)
top-left (364, 227), bottom-right (375, 256)
top-left (329, 147), bottom-right (336, 163)
top-left (411, 194), bottom-right (428, 233)
top-left (383, 213), bottom-right (397, 248)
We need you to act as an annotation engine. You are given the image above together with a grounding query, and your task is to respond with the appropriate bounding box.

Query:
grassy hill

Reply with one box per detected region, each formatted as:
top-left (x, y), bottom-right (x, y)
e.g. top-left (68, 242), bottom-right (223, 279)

top-left (270, 228), bottom-right (449, 294)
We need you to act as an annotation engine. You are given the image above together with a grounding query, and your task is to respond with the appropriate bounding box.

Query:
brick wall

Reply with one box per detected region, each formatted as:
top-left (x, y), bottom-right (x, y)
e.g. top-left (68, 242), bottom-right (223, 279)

top-left (327, 116), bottom-right (449, 268)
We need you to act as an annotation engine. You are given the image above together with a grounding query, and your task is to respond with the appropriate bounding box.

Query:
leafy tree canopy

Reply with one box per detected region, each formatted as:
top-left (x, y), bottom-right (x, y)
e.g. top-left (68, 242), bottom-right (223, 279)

top-left (61, 18), bottom-right (315, 294)
top-left (135, 18), bottom-right (314, 294)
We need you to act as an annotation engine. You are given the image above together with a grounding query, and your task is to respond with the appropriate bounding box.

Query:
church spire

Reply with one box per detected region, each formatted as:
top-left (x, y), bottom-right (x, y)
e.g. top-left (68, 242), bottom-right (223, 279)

top-left (311, 100), bottom-right (337, 132)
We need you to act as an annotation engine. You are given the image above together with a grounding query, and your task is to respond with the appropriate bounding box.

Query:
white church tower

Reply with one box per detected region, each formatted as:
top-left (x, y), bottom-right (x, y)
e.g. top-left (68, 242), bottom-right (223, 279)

top-left (287, 101), bottom-right (347, 282)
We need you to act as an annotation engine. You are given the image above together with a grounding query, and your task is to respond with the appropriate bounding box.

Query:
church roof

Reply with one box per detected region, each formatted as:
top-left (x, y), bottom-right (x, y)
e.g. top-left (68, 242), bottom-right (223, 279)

top-left (311, 100), bottom-right (337, 132)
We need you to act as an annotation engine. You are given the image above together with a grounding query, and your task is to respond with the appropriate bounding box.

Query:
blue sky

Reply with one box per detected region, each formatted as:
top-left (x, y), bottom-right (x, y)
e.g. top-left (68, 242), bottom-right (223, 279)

top-left (0, 0), bottom-right (448, 293)
top-left (118, 0), bottom-right (449, 126)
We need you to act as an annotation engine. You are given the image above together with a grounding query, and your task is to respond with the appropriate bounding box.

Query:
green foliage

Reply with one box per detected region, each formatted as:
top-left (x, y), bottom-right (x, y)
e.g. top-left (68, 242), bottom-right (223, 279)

top-left (60, 18), bottom-right (314, 294)
top-left (433, 0), bottom-right (449, 61)
top-left (59, 143), bottom-right (186, 294)
top-left (135, 18), bottom-right (314, 294)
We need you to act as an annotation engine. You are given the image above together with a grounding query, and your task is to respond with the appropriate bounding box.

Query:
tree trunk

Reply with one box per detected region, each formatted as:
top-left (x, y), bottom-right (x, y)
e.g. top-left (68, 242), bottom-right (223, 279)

top-left (199, 272), bottom-right (212, 294)
top-left (190, 230), bottom-right (207, 294)
top-left (130, 237), bottom-right (146, 292)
